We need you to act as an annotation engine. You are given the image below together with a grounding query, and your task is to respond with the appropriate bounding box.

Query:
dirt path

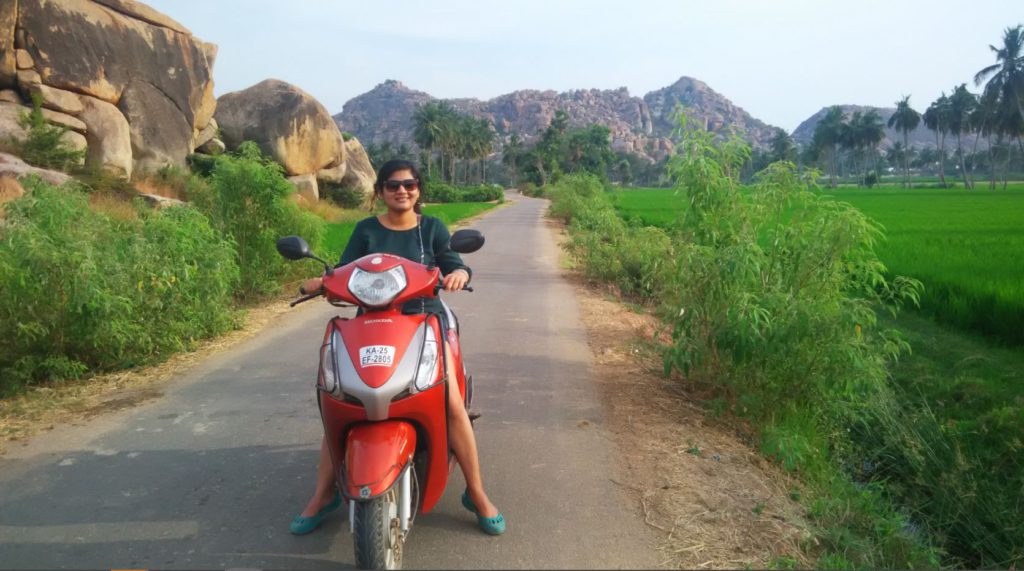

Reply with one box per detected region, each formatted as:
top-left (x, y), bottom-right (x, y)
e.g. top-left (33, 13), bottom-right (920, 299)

top-left (0, 195), bottom-right (811, 569)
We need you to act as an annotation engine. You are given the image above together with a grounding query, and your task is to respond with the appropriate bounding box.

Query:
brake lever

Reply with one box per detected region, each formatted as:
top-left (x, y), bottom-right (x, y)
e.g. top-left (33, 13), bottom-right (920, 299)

top-left (289, 291), bottom-right (323, 307)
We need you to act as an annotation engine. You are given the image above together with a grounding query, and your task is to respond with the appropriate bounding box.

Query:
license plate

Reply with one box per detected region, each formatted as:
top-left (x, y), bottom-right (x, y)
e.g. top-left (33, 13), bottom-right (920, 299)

top-left (359, 345), bottom-right (395, 368)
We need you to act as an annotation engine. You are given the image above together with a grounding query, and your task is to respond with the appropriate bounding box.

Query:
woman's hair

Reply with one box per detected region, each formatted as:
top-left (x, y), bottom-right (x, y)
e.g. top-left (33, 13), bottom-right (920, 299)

top-left (372, 158), bottom-right (424, 214)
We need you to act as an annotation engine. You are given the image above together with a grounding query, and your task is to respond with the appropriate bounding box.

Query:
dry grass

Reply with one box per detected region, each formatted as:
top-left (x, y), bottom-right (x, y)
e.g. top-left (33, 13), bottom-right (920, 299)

top-left (549, 216), bottom-right (812, 569)
top-left (298, 199), bottom-right (367, 223)
top-left (134, 177), bottom-right (183, 200)
top-left (88, 191), bottom-right (138, 220)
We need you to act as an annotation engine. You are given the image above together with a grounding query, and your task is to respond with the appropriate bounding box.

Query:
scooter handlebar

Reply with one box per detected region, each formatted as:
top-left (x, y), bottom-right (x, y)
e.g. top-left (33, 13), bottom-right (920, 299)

top-left (289, 291), bottom-right (324, 307)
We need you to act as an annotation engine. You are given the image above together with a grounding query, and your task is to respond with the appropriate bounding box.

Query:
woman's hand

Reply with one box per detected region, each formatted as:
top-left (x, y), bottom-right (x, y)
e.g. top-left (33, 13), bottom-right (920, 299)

top-left (442, 269), bottom-right (470, 292)
top-left (300, 277), bottom-right (324, 295)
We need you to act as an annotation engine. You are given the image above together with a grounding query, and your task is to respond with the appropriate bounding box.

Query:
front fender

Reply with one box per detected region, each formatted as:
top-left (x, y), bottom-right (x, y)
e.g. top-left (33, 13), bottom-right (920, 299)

top-left (342, 421), bottom-right (417, 500)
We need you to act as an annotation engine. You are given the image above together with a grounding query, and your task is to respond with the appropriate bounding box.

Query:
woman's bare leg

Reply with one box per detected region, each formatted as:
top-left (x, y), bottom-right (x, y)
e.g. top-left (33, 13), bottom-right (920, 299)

top-left (445, 344), bottom-right (499, 518)
top-left (300, 436), bottom-right (338, 517)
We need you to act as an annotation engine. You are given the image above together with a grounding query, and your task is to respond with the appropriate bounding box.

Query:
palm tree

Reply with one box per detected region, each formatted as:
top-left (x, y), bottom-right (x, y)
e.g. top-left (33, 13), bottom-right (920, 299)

top-left (473, 118), bottom-right (495, 183)
top-left (769, 127), bottom-right (796, 163)
top-left (811, 106), bottom-right (845, 187)
top-left (975, 25), bottom-right (1024, 124)
top-left (923, 94), bottom-right (952, 187)
top-left (949, 84), bottom-right (979, 189)
top-left (970, 91), bottom-right (1001, 188)
top-left (887, 96), bottom-right (921, 187)
top-left (412, 101), bottom-right (452, 178)
top-left (858, 110), bottom-right (886, 185)
top-left (502, 132), bottom-right (524, 187)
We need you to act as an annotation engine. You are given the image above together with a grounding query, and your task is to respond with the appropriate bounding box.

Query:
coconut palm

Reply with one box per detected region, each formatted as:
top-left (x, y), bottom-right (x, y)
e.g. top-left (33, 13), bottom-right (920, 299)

top-left (887, 96), bottom-right (921, 187)
top-left (975, 25), bottom-right (1024, 124)
top-left (413, 101), bottom-right (454, 178)
top-left (923, 94), bottom-right (952, 187)
top-left (948, 84), bottom-right (979, 189)
top-left (975, 25), bottom-right (1024, 166)
top-left (811, 106), bottom-right (845, 187)
top-left (502, 132), bottom-right (524, 187)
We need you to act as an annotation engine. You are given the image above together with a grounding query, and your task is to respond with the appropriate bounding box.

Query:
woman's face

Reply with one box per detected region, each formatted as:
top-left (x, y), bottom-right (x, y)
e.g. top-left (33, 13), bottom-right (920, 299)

top-left (380, 169), bottom-right (420, 213)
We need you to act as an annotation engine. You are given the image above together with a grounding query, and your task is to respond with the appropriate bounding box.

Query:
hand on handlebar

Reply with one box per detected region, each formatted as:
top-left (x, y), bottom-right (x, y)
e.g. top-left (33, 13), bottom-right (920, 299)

top-left (300, 277), bottom-right (324, 295)
top-left (442, 269), bottom-right (470, 292)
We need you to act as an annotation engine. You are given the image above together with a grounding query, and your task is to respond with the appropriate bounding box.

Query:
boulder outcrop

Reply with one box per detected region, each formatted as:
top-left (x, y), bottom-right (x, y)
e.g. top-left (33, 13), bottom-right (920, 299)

top-left (215, 79), bottom-right (346, 176)
top-left (0, 152), bottom-right (74, 186)
top-left (335, 77), bottom-right (782, 163)
top-left (215, 79), bottom-right (376, 201)
top-left (79, 96), bottom-right (133, 178)
top-left (7, 0), bottom-right (218, 175)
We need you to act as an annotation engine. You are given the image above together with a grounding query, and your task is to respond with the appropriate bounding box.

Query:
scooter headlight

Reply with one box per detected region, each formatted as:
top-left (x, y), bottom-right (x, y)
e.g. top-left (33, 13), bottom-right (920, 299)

top-left (412, 326), bottom-right (441, 392)
top-left (348, 266), bottom-right (407, 307)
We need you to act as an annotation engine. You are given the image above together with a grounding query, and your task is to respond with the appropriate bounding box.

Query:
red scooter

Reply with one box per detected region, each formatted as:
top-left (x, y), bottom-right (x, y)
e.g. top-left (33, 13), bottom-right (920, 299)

top-left (276, 229), bottom-right (484, 570)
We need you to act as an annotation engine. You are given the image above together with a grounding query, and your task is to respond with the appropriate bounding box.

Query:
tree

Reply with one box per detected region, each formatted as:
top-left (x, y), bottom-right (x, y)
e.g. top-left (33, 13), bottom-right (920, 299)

top-left (975, 24), bottom-right (1024, 125)
top-left (769, 128), bottom-right (797, 163)
top-left (948, 84), bottom-right (979, 189)
top-left (923, 94), bottom-right (952, 187)
top-left (413, 101), bottom-right (456, 179)
top-left (975, 25), bottom-right (1024, 169)
top-left (811, 106), bottom-right (845, 187)
top-left (501, 132), bottom-right (524, 187)
top-left (887, 96), bottom-right (921, 187)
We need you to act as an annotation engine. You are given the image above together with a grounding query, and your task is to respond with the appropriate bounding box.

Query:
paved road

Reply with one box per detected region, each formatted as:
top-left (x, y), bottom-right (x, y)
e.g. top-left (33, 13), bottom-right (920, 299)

top-left (0, 193), bottom-right (659, 569)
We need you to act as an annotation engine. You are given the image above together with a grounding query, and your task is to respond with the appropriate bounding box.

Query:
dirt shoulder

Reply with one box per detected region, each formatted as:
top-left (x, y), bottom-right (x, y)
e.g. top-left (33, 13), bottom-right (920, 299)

top-left (554, 218), bottom-right (812, 569)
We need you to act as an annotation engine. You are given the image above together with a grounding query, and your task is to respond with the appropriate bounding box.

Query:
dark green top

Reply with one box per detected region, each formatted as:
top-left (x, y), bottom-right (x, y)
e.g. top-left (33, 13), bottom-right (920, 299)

top-left (338, 215), bottom-right (471, 315)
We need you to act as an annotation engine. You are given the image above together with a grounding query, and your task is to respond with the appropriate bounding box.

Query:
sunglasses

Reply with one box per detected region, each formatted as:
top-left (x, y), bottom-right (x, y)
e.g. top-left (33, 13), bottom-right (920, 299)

top-left (383, 179), bottom-right (419, 192)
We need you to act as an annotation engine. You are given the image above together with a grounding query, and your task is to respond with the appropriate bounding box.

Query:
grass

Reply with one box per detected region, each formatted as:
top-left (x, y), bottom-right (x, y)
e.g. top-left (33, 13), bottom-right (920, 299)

top-left (611, 182), bottom-right (1024, 567)
top-left (615, 184), bottom-right (1024, 346)
top-left (825, 186), bottom-right (1024, 345)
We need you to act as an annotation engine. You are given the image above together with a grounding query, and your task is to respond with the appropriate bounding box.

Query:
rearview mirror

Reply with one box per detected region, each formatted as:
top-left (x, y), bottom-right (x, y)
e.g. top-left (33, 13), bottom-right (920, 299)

top-left (450, 229), bottom-right (485, 254)
top-left (276, 236), bottom-right (311, 260)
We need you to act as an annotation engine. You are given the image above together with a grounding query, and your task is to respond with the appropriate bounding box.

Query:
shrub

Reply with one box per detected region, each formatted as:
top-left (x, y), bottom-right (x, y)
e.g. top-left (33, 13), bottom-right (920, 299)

top-left (423, 182), bottom-right (503, 203)
top-left (321, 182), bottom-right (366, 209)
top-left (188, 141), bottom-right (326, 300)
top-left (0, 179), bottom-right (238, 395)
top-left (7, 94), bottom-right (86, 171)
top-left (520, 182), bottom-right (545, 198)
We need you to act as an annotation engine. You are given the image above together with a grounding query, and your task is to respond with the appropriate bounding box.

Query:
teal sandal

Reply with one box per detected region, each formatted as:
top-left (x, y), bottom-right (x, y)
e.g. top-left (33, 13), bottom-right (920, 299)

top-left (290, 489), bottom-right (342, 535)
top-left (461, 489), bottom-right (506, 535)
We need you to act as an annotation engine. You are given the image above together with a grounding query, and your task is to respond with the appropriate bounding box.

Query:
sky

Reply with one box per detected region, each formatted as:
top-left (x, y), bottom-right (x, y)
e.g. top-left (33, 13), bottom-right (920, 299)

top-left (145, 0), bottom-right (1021, 133)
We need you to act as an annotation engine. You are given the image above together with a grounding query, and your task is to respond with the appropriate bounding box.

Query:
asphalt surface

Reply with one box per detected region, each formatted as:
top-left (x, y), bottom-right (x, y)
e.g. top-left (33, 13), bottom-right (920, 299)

top-left (0, 192), bottom-right (660, 569)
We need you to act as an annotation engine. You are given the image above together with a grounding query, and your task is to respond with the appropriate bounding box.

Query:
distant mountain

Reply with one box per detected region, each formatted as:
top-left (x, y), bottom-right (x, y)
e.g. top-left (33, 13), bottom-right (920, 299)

top-left (792, 105), bottom-right (942, 150)
top-left (333, 77), bottom-right (782, 162)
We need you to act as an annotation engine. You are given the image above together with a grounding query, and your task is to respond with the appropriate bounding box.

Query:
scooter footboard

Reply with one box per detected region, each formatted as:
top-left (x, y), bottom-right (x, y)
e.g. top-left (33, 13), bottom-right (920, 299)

top-left (342, 421), bottom-right (417, 500)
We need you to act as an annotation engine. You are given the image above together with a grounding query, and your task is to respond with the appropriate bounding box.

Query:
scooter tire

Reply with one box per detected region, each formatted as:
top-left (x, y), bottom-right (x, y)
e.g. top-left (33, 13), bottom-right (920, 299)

top-left (353, 488), bottom-right (403, 570)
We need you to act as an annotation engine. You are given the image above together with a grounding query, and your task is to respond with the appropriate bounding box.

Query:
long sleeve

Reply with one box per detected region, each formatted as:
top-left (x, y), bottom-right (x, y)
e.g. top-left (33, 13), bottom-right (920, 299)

top-left (430, 218), bottom-right (472, 282)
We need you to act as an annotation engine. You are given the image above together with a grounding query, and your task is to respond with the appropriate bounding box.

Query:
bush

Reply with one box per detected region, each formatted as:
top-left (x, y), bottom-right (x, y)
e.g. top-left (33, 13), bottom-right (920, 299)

top-left (188, 142), bottom-right (326, 300)
top-left (7, 94), bottom-right (86, 171)
top-left (547, 114), bottom-right (941, 567)
top-left (0, 179), bottom-right (239, 395)
top-left (423, 181), bottom-right (503, 203)
top-left (321, 182), bottom-right (366, 209)
top-left (520, 182), bottom-right (545, 198)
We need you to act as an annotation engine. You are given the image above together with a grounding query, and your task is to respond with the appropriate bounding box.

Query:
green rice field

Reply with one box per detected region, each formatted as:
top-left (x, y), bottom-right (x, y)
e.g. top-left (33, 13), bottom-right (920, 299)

top-left (322, 202), bottom-right (498, 258)
top-left (614, 184), bottom-right (1024, 346)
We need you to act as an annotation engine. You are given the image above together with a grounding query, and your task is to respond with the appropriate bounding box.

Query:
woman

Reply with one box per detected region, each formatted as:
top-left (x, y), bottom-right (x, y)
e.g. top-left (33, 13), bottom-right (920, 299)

top-left (290, 159), bottom-right (505, 536)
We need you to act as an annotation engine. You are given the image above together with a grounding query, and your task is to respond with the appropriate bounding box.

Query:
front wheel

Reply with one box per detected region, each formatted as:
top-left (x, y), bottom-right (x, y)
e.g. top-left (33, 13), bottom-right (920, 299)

top-left (353, 487), bottom-right (403, 570)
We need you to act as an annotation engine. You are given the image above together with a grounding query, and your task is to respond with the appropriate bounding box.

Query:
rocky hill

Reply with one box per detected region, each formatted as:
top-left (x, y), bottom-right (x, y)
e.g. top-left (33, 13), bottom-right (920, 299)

top-left (334, 77), bottom-right (781, 162)
top-left (792, 105), bottom-right (941, 150)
